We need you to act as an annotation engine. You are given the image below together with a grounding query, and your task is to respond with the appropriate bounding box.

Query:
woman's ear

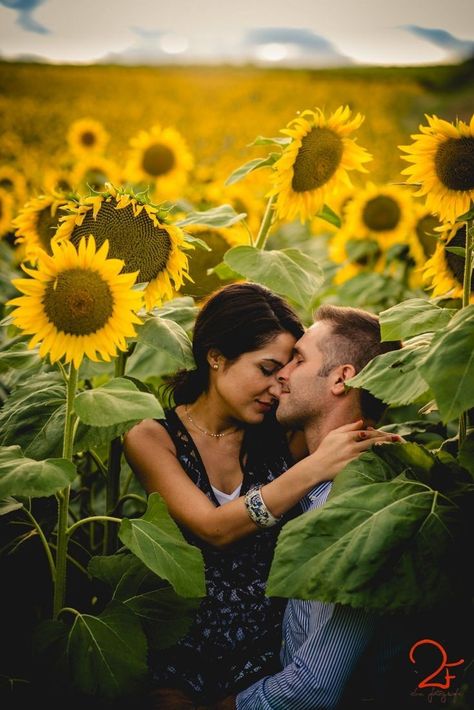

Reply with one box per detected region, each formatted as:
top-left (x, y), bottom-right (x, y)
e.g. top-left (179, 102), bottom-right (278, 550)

top-left (207, 348), bottom-right (222, 370)
top-left (330, 364), bottom-right (357, 396)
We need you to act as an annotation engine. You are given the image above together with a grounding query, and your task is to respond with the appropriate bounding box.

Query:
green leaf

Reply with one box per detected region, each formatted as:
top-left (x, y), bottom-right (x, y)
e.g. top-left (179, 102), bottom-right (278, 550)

top-left (207, 260), bottom-right (243, 281)
top-left (345, 239), bottom-right (380, 263)
top-left (119, 493), bottom-right (206, 598)
top-left (74, 419), bottom-right (142, 453)
top-left (125, 342), bottom-right (180, 384)
top-left (182, 232), bottom-right (212, 250)
top-left (34, 602), bottom-right (148, 699)
top-left (224, 154), bottom-right (279, 186)
top-left (445, 246), bottom-right (466, 257)
top-left (380, 299), bottom-right (456, 341)
top-left (315, 204), bottom-right (341, 228)
top-left (0, 372), bottom-right (66, 459)
top-left (175, 204), bottom-right (246, 228)
top-left (151, 296), bottom-right (198, 332)
top-left (346, 335), bottom-right (431, 406)
top-left (0, 342), bottom-right (41, 373)
top-left (90, 551), bottom-right (199, 650)
top-left (0, 496), bottom-right (23, 515)
top-left (420, 305), bottom-right (474, 422)
top-left (223, 246), bottom-right (323, 309)
top-left (136, 316), bottom-right (194, 369)
top-left (0, 446), bottom-right (76, 498)
top-left (247, 135), bottom-right (291, 147)
top-left (74, 377), bottom-right (163, 427)
top-left (267, 444), bottom-right (473, 613)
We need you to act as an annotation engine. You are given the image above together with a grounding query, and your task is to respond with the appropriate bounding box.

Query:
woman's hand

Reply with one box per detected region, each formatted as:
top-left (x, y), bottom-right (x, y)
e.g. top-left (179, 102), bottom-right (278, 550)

top-left (310, 419), bottom-right (401, 480)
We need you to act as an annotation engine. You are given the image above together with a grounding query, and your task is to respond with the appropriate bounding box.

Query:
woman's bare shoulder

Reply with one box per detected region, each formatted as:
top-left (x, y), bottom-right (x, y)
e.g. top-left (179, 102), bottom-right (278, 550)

top-left (124, 417), bottom-right (175, 453)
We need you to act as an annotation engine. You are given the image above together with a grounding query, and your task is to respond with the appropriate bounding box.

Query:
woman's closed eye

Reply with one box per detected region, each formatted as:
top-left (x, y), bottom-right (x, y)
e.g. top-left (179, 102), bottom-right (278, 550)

top-left (260, 365), bottom-right (278, 377)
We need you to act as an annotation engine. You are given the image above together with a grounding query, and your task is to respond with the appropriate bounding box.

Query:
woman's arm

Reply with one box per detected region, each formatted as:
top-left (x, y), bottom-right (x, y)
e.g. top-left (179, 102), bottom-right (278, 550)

top-left (123, 419), bottom-right (396, 548)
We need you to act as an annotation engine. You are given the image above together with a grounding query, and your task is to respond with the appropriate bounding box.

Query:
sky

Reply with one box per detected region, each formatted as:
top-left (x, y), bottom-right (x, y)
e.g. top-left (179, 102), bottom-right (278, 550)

top-left (0, 0), bottom-right (473, 67)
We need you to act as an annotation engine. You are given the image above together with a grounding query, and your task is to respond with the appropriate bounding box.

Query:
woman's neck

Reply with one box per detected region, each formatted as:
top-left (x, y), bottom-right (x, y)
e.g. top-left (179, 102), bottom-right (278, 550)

top-left (181, 392), bottom-right (243, 438)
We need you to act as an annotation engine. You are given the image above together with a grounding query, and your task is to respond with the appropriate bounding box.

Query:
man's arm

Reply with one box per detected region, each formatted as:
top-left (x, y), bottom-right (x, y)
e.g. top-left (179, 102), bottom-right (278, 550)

top-left (236, 603), bottom-right (377, 710)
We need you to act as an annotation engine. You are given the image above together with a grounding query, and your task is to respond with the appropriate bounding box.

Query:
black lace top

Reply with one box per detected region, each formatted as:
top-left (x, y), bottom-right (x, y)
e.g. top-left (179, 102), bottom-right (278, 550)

top-left (150, 408), bottom-right (301, 703)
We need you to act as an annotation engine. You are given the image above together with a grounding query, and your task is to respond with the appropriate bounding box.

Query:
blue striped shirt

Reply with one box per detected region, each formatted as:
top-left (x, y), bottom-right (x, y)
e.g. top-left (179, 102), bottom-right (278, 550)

top-left (236, 482), bottom-right (405, 709)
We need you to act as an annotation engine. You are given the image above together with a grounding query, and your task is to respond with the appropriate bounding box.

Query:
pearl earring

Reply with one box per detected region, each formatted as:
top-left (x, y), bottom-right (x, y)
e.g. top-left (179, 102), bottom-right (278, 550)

top-left (212, 364), bottom-right (218, 370)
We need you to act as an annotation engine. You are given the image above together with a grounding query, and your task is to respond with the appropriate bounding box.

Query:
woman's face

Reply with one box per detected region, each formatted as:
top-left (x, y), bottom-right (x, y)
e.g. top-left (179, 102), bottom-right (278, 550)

top-left (213, 331), bottom-right (296, 424)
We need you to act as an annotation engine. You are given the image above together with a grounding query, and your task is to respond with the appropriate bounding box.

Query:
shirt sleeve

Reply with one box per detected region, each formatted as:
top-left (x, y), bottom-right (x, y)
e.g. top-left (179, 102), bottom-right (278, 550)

top-left (236, 603), bottom-right (377, 710)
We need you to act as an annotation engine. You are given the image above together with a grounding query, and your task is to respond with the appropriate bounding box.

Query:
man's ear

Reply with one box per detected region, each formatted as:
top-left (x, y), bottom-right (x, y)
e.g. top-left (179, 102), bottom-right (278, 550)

top-left (330, 364), bottom-right (357, 396)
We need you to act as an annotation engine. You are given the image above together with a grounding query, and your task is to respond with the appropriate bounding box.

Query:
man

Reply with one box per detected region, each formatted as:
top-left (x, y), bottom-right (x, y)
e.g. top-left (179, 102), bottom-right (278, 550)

top-left (235, 304), bottom-right (410, 710)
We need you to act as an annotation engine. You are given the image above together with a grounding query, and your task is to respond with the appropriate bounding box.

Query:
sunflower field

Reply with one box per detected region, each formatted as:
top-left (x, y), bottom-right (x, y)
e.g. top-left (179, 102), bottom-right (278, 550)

top-left (0, 58), bottom-right (473, 707)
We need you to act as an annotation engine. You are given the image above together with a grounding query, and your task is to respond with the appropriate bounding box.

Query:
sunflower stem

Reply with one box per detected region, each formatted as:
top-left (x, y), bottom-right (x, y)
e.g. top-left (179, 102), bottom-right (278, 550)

top-left (104, 349), bottom-right (128, 553)
top-left (458, 218), bottom-right (474, 447)
top-left (52, 362), bottom-right (78, 619)
top-left (255, 195), bottom-right (277, 250)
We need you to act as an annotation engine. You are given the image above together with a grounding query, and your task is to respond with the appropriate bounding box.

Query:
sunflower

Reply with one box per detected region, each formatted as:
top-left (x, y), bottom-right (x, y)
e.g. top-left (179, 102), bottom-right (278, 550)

top-left (67, 118), bottom-right (109, 157)
top-left (422, 221), bottom-right (473, 302)
top-left (13, 194), bottom-right (69, 258)
top-left (400, 114), bottom-right (474, 223)
top-left (181, 224), bottom-right (247, 299)
top-left (0, 165), bottom-right (28, 206)
top-left (70, 155), bottom-right (121, 194)
top-left (341, 182), bottom-right (416, 247)
top-left (124, 124), bottom-right (194, 201)
top-left (7, 236), bottom-right (143, 369)
top-left (269, 106), bottom-right (372, 224)
top-left (0, 187), bottom-right (15, 238)
top-left (43, 168), bottom-right (75, 196)
top-left (329, 230), bottom-right (385, 285)
top-left (413, 204), bottom-right (442, 259)
top-left (54, 184), bottom-right (191, 310)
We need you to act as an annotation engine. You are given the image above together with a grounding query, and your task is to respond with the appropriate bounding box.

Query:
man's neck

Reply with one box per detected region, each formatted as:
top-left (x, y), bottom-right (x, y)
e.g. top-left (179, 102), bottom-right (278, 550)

top-left (304, 403), bottom-right (364, 454)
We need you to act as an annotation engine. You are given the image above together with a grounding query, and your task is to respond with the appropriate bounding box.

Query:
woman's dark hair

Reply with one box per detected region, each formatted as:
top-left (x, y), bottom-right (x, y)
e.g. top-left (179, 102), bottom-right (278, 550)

top-left (162, 282), bottom-right (304, 407)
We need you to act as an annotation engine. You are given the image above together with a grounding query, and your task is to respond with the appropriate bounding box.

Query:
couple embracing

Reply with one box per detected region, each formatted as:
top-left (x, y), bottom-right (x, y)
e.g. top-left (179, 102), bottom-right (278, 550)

top-left (125, 281), bottom-right (407, 710)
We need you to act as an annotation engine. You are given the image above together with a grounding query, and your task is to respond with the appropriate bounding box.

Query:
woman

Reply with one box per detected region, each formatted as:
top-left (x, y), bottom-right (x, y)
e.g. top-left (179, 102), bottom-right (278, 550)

top-left (124, 282), bottom-right (393, 708)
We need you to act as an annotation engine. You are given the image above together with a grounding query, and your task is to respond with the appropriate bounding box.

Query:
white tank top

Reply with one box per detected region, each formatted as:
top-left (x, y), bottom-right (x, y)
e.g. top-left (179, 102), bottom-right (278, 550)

top-left (211, 484), bottom-right (242, 506)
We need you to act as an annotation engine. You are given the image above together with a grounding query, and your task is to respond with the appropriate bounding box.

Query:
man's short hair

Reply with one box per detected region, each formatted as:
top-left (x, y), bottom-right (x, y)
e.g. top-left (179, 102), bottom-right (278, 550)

top-left (313, 304), bottom-right (401, 423)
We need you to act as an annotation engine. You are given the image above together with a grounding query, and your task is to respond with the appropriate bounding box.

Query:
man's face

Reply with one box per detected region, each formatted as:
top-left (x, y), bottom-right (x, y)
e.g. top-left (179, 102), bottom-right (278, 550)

top-left (274, 321), bottom-right (335, 428)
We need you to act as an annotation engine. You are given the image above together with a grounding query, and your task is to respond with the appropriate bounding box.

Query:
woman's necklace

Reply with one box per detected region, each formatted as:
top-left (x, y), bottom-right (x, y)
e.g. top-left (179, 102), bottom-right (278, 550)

top-left (184, 404), bottom-right (237, 438)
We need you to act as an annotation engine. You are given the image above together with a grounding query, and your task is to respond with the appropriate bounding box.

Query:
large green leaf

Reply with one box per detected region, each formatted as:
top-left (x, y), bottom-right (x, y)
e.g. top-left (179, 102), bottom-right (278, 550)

top-left (151, 296), bottom-right (198, 332)
top-left (34, 602), bottom-right (148, 699)
top-left (74, 418), bottom-right (142, 453)
top-left (0, 372), bottom-right (66, 459)
top-left (346, 335), bottom-right (431, 406)
top-left (74, 377), bottom-right (163, 427)
top-left (267, 444), bottom-right (472, 613)
top-left (176, 204), bottom-right (246, 228)
top-left (119, 493), bottom-right (206, 598)
top-left (379, 299), bottom-right (456, 341)
top-left (136, 316), bottom-right (194, 369)
top-left (0, 446), bottom-right (76, 498)
top-left (89, 551), bottom-right (199, 650)
top-left (420, 305), bottom-right (474, 422)
top-left (223, 245), bottom-right (323, 309)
